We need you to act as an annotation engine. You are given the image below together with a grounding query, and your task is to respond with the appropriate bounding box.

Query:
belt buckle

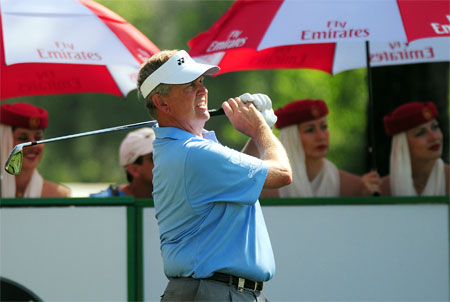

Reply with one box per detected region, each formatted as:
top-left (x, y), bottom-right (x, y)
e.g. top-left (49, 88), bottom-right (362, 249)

top-left (256, 281), bottom-right (264, 292)
top-left (237, 278), bottom-right (245, 292)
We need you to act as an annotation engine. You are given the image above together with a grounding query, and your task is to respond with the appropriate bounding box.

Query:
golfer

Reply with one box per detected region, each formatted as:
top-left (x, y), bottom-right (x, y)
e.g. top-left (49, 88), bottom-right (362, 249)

top-left (137, 50), bottom-right (292, 301)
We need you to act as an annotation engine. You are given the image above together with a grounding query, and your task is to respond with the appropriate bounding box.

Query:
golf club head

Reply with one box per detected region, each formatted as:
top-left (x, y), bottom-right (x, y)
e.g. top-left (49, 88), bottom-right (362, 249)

top-left (4, 144), bottom-right (24, 175)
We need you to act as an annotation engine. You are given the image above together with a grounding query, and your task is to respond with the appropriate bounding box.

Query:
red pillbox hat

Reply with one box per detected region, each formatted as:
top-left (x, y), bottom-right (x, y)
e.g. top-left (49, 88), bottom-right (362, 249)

top-left (275, 99), bottom-right (328, 129)
top-left (0, 103), bottom-right (48, 129)
top-left (383, 102), bottom-right (438, 136)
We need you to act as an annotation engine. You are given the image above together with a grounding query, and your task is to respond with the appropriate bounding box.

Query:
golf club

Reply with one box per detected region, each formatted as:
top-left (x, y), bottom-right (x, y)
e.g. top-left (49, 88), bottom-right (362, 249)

top-left (4, 108), bottom-right (225, 175)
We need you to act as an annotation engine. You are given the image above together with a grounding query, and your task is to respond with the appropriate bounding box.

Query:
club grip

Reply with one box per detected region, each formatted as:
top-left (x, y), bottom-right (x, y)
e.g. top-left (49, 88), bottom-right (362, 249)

top-left (208, 108), bottom-right (225, 116)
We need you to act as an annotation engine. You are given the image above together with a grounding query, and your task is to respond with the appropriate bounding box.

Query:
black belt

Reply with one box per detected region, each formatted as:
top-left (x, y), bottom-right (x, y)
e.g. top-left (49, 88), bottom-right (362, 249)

top-left (205, 272), bottom-right (264, 292)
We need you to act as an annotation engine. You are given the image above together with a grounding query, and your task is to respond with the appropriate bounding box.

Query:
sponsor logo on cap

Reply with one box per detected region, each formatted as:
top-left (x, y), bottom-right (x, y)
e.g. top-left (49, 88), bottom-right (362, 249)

top-left (29, 116), bottom-right (41, 129)
top-left (422, 107), bottom-right (433, 120)
top-left (311, 105), bottom-right (321, 118)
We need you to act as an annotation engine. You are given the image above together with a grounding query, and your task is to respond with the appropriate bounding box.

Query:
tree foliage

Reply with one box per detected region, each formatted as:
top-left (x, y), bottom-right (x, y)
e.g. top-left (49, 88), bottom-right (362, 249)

top-left (2, 1), bottom-right (447, 184)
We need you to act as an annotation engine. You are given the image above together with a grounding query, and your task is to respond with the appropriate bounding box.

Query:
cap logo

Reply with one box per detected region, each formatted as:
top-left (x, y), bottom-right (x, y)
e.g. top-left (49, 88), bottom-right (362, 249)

top-left (177, 58), bottom-right (185, 65)
top-left (311, 105), bottom-right (321, 118)
top-left (422, 107), bottom-right (433, 121)
top-left (29, 116), bottom-right (41, 129)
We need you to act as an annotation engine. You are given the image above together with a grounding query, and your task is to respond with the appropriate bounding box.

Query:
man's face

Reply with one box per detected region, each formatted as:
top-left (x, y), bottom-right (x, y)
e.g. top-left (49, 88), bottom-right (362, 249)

top-left (139, 152), bottom-right (154, 184)
top-left (126, 152), bottom-right (154, 186)
top-left (161, 76), bottom-right (210, 130)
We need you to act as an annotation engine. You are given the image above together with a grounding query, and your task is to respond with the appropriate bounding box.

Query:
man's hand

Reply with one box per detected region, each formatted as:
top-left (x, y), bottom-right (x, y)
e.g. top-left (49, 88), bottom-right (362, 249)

top-left (222, 97), bottom-right (268, 139)
top-left (222, 96), bottom-right (292, 189)
top-left (239, 93), bottom-right (277, 128)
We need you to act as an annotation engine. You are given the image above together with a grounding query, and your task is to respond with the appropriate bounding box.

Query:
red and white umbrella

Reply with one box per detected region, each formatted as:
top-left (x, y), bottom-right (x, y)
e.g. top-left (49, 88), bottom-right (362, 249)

top-left (188, 0), bottom-right (450, 75)
top-left (188, 0), bottom-right (450, 171)
top-left (0, 0), bottom-right (160, 100)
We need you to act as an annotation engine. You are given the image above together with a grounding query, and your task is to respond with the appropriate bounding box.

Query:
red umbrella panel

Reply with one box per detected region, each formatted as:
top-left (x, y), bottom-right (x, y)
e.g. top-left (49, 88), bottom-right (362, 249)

top-left (0, 0), bottom-right (160, 100)
top-left (188, 0), bottom-right (450, 75)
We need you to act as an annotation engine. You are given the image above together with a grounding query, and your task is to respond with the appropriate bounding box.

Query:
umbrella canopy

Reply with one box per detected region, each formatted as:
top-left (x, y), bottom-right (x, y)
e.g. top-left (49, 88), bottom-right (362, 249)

top-left (188, 0), bottom-right (450, 74)
top-left (188, 0), bottom-right (450, 173)
top-left (0, 0), bottom-right (160, 100)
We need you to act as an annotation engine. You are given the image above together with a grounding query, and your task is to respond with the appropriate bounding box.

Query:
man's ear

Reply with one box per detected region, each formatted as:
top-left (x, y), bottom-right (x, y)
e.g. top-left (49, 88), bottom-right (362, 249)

top-left (152, 94), bottom-right (170, 113)
top-left (126, 164), bottom-right (140, 179)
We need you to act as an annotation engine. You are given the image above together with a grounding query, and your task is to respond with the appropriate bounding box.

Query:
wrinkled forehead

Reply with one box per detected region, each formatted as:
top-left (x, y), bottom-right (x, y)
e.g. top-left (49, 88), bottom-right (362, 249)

top-left (173, 75), bottom-right (205, 87)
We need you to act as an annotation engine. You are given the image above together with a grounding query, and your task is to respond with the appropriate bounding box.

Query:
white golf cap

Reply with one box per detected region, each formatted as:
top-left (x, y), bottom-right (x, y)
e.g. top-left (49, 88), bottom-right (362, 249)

top-left (119, 127), bottom-right (155, 167)
top-left (139, 50), bottom-right (220, 98)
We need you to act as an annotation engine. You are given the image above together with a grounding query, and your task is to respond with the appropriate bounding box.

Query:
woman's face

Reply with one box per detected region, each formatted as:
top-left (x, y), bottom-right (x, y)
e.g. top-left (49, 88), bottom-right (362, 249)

top-left (12, 128), bottom-right (45, 171)
top-left (406, 119), bottom-right (443, 162)
top-left (298, 116), bottom-right (330, 160)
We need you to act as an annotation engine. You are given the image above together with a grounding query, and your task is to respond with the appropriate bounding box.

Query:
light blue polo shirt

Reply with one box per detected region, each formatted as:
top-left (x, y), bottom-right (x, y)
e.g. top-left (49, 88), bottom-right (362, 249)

top-left (152, 125), bottom-right (274, 282)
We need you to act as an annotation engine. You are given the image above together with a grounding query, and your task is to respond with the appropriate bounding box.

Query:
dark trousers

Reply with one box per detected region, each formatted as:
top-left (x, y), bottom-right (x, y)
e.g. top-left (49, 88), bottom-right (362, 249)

top-left (160, 278), bottom-right (268, 302)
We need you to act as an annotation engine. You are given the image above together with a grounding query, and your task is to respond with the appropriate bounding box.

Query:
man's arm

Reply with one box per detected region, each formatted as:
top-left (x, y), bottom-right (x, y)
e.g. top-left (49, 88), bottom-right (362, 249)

top-left (222, 97), bottom-right (292, 188)
top-left (241, 138), bottom-right (259, 157)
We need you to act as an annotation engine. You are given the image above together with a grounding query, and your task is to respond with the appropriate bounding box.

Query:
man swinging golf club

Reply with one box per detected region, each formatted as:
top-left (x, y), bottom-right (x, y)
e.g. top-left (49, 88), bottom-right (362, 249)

top-left (137, 49), bottom-right (292, 302)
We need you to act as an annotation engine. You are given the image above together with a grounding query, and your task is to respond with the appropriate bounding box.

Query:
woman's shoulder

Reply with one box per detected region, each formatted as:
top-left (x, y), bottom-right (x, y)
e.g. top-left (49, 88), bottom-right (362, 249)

top-left (42, 181), bottom-right (71, 197)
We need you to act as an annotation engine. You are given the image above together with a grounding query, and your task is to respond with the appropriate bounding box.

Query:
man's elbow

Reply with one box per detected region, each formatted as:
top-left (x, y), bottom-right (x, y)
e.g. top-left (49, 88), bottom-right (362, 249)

top-left (279, 169), bottom-right (293, 187)
top-left (265, 167), bottom-right (292, 188)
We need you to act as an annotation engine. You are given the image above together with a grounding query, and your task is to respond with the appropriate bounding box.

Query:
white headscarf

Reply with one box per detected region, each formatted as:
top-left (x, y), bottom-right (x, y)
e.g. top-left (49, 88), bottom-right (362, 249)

top-left (1, 124), bottom-right (43, 198)
top-left (390, 132), bottom-right (445, 196)
top-left (278, 124), bottom-right (340, 197)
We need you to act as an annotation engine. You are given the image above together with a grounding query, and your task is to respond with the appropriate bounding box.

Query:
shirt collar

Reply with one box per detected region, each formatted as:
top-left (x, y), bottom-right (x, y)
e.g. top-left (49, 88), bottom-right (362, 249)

top-left (153, 124), bottom-right (218, 143)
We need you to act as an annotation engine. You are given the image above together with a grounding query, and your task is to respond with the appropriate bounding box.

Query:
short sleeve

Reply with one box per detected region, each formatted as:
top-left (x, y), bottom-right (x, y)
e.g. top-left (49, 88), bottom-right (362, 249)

top-left (184, 140), bottom-right (268, 210)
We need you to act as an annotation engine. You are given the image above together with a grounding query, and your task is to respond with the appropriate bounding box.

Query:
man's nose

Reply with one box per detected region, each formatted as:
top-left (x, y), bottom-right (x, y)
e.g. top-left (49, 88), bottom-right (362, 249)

top-left (199, 83), bottom-right (207, 92)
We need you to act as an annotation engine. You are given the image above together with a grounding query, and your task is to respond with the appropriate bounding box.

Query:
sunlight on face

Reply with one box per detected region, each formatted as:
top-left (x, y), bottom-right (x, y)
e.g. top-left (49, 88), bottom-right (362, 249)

top-left (406, 119), bottom-right (443, 162)
top-left (297, 117), bottom-right (330, 160)
top-left (162, 76), bottom-right (209, 126)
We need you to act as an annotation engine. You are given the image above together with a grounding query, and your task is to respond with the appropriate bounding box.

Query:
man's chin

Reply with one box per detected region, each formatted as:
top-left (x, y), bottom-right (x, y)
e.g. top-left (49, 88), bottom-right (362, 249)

top-left (196, 107), bottom-right (210, 119)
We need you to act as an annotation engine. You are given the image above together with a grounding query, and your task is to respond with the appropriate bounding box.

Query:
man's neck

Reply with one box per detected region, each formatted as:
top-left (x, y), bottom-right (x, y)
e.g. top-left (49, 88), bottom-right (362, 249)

top-left (158, 114), bottom-right (206, 137)
top-left (121, 183), bottom-right (153, 199)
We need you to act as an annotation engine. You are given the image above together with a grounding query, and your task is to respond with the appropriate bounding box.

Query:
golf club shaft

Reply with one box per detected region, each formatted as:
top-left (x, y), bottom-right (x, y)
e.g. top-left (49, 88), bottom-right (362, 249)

top-left (4, 107), bottom-right (225, 175)
top-left (23, 107), bottom-right (225, 148)
top-left (23, 120), bottom-right (157, 149)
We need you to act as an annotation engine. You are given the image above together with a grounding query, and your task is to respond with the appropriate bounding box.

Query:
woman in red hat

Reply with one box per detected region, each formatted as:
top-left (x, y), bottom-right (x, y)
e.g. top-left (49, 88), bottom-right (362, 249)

top-left (381, 102), bottom-right (449, 196)
top-left (262, 99), bottom-right (381, 198)
top-left (1, 103), bottom-right (71, 198)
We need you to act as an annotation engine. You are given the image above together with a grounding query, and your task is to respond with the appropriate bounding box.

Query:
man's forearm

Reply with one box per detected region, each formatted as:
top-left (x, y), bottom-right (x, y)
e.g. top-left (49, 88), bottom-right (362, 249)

top-left (252, 126), bottom-right (292, 188)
